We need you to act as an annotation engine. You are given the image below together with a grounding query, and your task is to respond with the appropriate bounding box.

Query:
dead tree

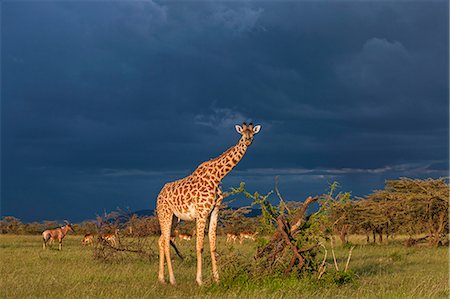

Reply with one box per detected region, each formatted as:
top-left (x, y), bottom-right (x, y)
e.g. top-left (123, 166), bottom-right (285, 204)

top-left (254, 195), bottom-right (321, 274)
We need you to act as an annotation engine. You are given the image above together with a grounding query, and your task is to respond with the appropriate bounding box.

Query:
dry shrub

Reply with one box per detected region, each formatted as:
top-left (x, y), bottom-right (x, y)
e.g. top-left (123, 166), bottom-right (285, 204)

top-left (92, 210), bottom-right (157, 262)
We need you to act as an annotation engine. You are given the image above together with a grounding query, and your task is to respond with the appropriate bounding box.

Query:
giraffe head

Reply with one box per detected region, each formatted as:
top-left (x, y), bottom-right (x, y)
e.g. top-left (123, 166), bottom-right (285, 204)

top-left (235, 122), bottom-right (261, 146)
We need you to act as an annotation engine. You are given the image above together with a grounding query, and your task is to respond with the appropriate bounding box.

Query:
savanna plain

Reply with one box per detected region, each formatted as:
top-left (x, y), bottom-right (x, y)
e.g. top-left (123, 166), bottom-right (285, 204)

top-left (0, 234), bottom-right (448, 298)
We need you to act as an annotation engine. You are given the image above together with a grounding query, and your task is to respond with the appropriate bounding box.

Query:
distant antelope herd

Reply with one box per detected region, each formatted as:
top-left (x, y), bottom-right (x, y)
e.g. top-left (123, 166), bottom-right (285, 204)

top-left (41, 222), bottom-right (256, 251)
top-left (226, 232), bottom-right (258, 244)
top-left (41, 220), bottom-right (123, 250)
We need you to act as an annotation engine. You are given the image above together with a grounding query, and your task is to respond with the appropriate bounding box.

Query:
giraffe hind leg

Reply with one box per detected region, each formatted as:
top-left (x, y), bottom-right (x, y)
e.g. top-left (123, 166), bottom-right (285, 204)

top-left (209, 206), bottom-right (220, 282)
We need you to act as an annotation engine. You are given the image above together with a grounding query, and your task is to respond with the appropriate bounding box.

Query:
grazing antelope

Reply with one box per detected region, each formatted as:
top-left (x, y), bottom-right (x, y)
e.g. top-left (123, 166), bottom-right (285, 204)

top-left (226, 233), bottom-right (238, 243)
top-left (42, 220), bottom-right (74, 250)
top-left (157, 122), bottom-right (261, 285)
top-left (82, 233), bottom-right (94, 246)
top-left (239, 231), bottom-right (257, 244)
top-left (101, 229), bottom-right (119, 247)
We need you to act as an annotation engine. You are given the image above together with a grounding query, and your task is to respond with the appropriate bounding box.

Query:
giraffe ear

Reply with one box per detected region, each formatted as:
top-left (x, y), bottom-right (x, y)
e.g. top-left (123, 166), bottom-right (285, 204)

top-left (252, 125), bottom-right (261, 134)
top-left (235, 125), bottom-right (243, 134)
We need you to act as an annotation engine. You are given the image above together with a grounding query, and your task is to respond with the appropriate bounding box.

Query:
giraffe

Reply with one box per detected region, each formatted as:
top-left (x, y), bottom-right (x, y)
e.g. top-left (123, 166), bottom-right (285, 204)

top-left (156, 122), bottom-right (261, 285)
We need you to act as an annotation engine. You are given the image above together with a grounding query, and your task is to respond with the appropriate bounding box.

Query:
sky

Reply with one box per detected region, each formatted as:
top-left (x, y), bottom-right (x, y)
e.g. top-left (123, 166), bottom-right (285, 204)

top-left (1, 1), bottom-right (449, 223)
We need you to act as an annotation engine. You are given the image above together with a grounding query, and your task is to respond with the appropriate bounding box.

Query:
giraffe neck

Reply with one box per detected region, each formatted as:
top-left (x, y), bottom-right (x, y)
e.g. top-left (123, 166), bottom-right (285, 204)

top-left (209, 138), bottom-right (248, 182)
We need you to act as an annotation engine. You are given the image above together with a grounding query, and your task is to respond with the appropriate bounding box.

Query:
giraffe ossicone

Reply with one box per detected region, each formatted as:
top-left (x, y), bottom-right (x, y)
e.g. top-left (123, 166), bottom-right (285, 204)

top-left (156, 122), bottom-right (262, 285)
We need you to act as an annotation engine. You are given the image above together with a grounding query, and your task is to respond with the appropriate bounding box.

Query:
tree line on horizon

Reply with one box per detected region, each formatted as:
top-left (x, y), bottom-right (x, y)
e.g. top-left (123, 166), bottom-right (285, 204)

top-left (1, 177), bottom-right (448, 247)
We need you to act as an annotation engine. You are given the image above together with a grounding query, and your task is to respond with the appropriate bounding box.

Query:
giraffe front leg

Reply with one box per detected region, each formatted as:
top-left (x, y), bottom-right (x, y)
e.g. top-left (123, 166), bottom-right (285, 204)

top-left (196, 219), bottom-right (206, 286)
top-left (158, 212), bottom-right (176, 285)
top-left (208, 206), bottom-right (220, 283)
top-left (158, 236), bottom-right (165, 284)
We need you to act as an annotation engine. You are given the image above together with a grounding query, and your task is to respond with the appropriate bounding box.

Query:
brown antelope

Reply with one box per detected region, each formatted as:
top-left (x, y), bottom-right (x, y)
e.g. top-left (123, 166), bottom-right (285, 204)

top-left (239, 231), bottom-right (257, 244)
top-left (82, 233), bottom-right (94, 246)
top-left (176, 229), bottom-right (194, 241)
top-left (226, 233), bottom-right (238, 243)
top-left (101, 229), bottom-right (119, 247)
top-left (42, 220), bottom-right (74, 250)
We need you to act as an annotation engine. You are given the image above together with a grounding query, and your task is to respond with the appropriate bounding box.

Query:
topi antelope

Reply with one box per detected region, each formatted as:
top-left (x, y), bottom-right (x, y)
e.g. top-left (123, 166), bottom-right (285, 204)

top-left (82, 233), bottom-right (94, 246)
top-left (42, 220), bottom-right (74, 250)
top-left (239, 231), bottom-right (257, 244)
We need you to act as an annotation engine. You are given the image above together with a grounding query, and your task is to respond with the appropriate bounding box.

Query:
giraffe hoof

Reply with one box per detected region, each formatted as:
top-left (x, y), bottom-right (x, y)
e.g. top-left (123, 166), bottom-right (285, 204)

top-left (169, 278), bottom-right (176, 285)
top-left (213, 276), bottom-right (219, 283)
top-left (158, 276), bottom-right (166, 284)
top-left (196, 279), bottom-right (203, 286)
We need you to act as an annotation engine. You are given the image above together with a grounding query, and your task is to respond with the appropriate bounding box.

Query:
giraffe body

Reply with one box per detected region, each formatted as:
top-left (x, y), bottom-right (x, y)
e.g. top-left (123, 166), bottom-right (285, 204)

top-left (156, 123), bottom-right (261, 285)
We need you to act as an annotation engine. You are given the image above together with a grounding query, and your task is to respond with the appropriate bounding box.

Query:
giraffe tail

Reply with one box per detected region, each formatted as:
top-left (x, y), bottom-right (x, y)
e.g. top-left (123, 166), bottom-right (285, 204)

top-left (170, 239), bottom-right (184, 261)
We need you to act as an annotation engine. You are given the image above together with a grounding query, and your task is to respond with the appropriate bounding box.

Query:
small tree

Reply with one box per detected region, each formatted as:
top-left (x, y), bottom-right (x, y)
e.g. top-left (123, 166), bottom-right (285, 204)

top-left (225, 181), bottom-right (354, 277)
top-left (324, 183), bottom-right (355, 245)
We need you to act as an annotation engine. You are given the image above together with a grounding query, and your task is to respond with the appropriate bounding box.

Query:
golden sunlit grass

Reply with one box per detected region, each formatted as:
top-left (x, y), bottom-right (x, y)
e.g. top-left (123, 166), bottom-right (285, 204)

top-left (0, 234), bottom-right (448, 298)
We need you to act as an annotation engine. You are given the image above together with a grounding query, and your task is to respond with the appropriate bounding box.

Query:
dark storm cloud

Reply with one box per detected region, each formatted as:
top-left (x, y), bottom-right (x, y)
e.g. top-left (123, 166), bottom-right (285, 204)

top-left (2, 1), bottom-right (448, 222)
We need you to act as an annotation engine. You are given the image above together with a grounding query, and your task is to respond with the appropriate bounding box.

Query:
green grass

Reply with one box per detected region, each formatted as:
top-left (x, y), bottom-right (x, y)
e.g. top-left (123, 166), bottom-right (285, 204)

top-left (0, 234), bottom-right (448, 298)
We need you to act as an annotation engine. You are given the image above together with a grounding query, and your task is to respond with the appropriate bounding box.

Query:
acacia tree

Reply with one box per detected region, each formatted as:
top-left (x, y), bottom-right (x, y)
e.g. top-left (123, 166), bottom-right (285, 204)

top-left (365, 177), bottom-right (449, 246)
top-left (223, 181), bottom-right (350, 276)
top-left (353, 197), bottom-right (398, 243)
top-left (326, 178), bottom-right (449, 246)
